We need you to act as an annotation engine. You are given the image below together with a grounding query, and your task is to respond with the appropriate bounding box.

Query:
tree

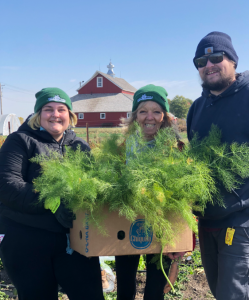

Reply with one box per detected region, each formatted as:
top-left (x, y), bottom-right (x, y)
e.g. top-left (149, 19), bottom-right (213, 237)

top-left (18, 117), bottom-right (24, 124)
top-left (169, 95), bottom-right (193, 119)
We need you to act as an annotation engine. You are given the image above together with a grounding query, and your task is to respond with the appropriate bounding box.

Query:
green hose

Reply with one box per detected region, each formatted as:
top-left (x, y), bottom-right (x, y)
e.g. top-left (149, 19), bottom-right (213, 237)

top-left (160, 246), bottom-right (175, 293)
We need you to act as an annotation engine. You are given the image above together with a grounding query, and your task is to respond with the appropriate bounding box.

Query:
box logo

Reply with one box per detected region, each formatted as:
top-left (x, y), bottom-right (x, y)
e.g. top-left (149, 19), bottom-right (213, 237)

top-left (85, 213), bottom-right (89, 253)
top-left (129, 219), bottom-right (153, 249)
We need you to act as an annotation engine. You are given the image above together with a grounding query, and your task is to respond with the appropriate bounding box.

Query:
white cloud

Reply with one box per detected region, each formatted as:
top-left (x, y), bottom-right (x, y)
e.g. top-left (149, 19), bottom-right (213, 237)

top-left (70, 79), bottom-right (76, 82)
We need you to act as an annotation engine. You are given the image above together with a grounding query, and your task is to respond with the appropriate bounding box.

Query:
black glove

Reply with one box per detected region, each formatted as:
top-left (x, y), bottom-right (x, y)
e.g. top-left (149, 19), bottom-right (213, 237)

top-left (54, 202), bottom-right (76, 228)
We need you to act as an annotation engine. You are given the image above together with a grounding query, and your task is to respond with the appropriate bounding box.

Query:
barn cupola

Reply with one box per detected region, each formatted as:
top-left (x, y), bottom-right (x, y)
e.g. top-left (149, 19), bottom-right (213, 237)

top-left (107, 60), bottom-right (115, 77)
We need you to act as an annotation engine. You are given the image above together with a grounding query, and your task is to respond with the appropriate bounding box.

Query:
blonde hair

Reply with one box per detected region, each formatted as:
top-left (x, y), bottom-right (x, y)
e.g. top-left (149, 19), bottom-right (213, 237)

top-left (120, 101), bottom-right (180, 139)
top-left (121, 101), bottom-right (171, 128)
top-left (28, 109), bottom-right (78, 130)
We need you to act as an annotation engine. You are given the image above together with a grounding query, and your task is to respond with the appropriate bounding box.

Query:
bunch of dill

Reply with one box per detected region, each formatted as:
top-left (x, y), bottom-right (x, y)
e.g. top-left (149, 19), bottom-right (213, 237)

top-left (31, 124), bottom-right (249, 246)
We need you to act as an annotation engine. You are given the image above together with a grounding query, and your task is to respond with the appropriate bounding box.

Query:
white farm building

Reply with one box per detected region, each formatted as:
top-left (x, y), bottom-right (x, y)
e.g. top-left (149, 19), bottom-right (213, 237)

top-left (0, 114), bottom-right (21, 136)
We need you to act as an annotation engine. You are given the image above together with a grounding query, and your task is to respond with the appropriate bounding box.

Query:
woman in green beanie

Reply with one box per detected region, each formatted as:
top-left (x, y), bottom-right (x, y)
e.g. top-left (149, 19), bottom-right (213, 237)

top-left (115, 84), bottom-right (185, 300)
top-left (0, 88), bottom-right (104, 300)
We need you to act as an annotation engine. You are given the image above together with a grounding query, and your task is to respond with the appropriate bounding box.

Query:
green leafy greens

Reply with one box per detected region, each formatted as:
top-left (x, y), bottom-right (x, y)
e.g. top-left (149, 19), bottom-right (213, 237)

top-left (32, 124), bottom-right (249, 247)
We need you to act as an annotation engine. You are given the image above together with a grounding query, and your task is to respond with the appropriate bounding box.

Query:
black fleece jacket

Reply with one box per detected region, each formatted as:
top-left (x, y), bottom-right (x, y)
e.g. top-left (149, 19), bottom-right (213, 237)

top-left (0, 120), bottom-right (90, 233)
top-left (187, 71), bottom-right (249, 228)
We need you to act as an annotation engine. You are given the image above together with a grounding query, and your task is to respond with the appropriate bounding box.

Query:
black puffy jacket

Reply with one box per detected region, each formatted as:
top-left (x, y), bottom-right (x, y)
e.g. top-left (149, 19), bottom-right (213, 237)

top-left (0, 119), bottom-right (90, 233)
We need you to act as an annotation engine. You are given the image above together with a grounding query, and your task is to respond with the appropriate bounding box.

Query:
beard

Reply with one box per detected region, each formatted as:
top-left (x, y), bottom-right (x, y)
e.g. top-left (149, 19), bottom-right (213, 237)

top-left (201, 67), bottom-right (235, 91)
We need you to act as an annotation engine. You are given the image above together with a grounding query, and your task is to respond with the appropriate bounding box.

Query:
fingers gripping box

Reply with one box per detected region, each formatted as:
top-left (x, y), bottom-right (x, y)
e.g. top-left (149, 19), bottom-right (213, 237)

top-left (70, 207), bottom-right (193, 257)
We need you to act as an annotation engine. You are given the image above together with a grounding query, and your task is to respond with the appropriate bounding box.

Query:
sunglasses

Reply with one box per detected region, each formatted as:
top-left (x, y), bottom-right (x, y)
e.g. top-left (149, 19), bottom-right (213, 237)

top-left (194, 52), bottom-right (225, 69)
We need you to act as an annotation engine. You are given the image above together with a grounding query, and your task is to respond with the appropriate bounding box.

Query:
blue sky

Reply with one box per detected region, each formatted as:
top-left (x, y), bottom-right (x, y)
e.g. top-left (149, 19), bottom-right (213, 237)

top-left (1, 0), bottom-right (249, 119)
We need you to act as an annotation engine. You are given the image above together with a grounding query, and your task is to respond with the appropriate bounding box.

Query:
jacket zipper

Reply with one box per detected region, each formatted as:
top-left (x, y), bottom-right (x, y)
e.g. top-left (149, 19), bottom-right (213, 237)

top-left (58, 135), bottom-right (65, 155)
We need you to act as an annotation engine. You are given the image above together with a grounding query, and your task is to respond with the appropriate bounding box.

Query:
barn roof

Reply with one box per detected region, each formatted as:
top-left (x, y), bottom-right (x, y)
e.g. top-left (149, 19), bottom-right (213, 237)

top-left (71, 93), bottom-right (133, 112)
top-left (77, 71), bottom-right (137, 93)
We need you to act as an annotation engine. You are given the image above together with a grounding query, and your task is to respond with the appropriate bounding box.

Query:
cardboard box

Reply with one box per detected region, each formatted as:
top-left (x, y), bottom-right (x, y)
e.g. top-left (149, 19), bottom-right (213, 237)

top-left (70, 207), bottom-right (193, 257)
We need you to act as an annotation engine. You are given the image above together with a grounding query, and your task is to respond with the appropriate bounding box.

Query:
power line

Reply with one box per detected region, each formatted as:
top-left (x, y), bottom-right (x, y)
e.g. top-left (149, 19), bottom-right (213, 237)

top-left (2, 96), bottom-right (35, 103)
top-left (0, 82), bottom-right (35, 93)
top-left (66, 83), bottom-right (80, 92)
top-left (4, 87), bottom-right (34, 95)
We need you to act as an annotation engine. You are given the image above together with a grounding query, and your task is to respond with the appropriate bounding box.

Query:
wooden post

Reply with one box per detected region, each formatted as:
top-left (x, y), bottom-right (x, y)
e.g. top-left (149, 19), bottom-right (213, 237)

top-left (8, 122), bottom-right (10, 135)
top-left (86, 123), bottom-right (89, 144)
top-left (0, 83), bottom-right (5, 115)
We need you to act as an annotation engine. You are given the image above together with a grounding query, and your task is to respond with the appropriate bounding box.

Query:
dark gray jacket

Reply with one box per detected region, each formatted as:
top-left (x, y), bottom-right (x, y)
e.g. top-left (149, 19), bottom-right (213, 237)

top-left (187, 71), bottom-right (249, 228)
top-left (0, 119), bottom-right (90, 232)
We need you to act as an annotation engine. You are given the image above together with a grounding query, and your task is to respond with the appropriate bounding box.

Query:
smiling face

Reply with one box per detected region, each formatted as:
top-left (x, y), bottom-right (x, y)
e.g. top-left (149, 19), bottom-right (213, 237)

top-left (198, 54), bottom-right (236, 95)
top-left (136, 101), bottom-right (164, 141)
top-left (40, 102), bottom-right (70, 141)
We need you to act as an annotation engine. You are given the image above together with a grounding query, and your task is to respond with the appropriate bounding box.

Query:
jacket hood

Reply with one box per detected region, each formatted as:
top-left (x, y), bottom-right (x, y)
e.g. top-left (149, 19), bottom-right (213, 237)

top-left (201, 70), bottom-right (249, 99)
top-left (18, 115), bottom-right (77, 145)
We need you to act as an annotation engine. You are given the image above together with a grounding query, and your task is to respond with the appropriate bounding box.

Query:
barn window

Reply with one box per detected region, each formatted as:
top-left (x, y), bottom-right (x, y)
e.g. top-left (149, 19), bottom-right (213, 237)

top-left (97, 77), bottom-right (103, 87)
top-left (127, 112), bottom-right (131, 118)
top-left (78, 113), bottom-right (84, 119)
top-left (100, 113), bottom-right (106, 119)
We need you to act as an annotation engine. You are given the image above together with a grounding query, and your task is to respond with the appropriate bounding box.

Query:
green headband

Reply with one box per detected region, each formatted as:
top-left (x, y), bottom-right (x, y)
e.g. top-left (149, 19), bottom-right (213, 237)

top-left (132, 84), bottom-right (169, 112)
top-left (34, 87), bottom-right (72, 113)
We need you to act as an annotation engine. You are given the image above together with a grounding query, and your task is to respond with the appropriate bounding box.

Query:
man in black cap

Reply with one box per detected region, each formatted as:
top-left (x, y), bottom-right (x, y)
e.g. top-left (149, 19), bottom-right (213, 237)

top-left (187, 31), bottom-right (249, 300)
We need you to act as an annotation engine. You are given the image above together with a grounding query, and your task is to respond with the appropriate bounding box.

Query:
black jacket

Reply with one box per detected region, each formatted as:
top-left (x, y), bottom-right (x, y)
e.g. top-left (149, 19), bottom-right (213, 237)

top-left (187, 71), bottom-right (249, 228)
top-left (0, 120), bottom-right (90, 233)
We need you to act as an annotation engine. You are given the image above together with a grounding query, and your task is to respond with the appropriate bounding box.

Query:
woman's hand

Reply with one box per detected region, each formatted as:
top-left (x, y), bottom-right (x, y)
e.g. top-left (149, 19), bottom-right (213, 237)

top-left (54, 202), bottom-right (76, 228)
top-left (164, 252), bottom-right (186, 260)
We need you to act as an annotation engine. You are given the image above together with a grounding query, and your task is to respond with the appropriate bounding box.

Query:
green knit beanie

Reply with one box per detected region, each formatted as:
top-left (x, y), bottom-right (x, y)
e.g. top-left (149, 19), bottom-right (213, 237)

top-left (34, 87), bottom-right (72, 113)
top-left (132, 84), bottom-right (169, 112)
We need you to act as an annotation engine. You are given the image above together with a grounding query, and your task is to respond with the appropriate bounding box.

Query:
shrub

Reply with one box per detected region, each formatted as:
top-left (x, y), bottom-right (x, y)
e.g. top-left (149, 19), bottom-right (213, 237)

top-left (177, 119), bottom-right (187, 132)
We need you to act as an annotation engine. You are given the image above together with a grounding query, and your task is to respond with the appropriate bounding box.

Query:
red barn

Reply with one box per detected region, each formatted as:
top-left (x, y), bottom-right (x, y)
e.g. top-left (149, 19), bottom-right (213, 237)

top-left (71, 62), bottom-right (136, 127)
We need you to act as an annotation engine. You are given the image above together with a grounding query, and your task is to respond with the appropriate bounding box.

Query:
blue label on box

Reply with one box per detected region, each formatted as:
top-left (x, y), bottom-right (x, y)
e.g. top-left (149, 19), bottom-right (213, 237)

top-left (129, 219), bottom-right (153, 249)
top-left (85, 213), bottom-right (89, 253)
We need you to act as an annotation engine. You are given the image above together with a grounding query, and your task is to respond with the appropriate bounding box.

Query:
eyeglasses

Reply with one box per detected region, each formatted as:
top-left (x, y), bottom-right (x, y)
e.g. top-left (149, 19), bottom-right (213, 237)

top-left (194, 52), bottom-right (225, 69)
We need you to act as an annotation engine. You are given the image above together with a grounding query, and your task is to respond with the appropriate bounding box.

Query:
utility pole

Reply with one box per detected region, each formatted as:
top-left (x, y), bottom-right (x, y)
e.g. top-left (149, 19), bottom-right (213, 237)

top-left (0, 83), bottom-right (2, 115)
top-left (0, 83), bottom-right (4, 115)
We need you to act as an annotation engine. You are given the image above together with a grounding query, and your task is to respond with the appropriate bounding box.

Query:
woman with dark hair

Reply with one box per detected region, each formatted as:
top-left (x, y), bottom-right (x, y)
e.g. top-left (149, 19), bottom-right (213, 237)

top-left (116, 84), bottom-right (185, 300)
top-left (0, 88), bottom-right (104, 300)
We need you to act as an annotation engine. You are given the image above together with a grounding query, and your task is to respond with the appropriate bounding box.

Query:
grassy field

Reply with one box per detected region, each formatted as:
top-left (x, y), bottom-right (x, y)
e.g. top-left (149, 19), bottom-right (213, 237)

top-left (73, 127), bottom-right (125, 144)
top-left (0, 127), bottom-right (188, 148)
top-left (74, 127), bottom-right (188, 144)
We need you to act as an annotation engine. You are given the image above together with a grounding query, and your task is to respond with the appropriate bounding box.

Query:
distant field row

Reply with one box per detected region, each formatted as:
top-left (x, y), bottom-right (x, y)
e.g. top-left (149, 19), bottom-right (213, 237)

top-left (73, 127), bottom-right (188, 144)
top-left (0, 128), bottom-right (188, 147)
top-left (73, 127), bottom-right (124, 144)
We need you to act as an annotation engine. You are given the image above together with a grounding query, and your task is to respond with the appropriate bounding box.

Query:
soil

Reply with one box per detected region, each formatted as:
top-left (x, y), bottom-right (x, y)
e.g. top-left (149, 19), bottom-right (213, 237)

top-left (0, 266), bottom-right (214, 300)
top-left (134, 271), bottom-right (213, 300)
top-left (181, 272), bottom-right (214, 300)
